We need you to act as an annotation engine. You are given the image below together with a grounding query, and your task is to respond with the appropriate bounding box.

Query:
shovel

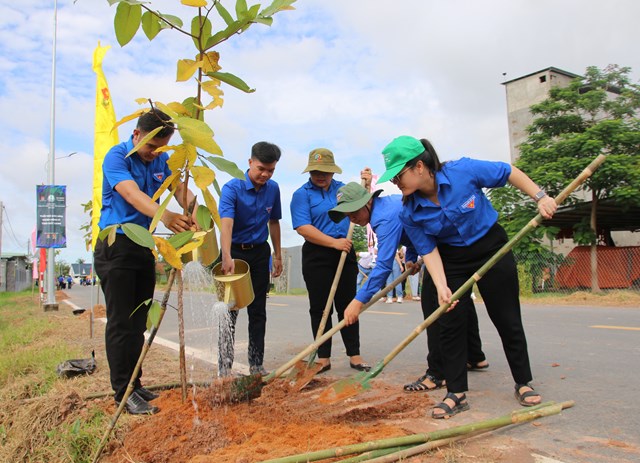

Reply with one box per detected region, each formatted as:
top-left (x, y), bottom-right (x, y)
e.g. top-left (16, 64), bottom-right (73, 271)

top-left (287, 178), bottom-right (368, 390)
top-left (318, 154), bottom-right (606, 404)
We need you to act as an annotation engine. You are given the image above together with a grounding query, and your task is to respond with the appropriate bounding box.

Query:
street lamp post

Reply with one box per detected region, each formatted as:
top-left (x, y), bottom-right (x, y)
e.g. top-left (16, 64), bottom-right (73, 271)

top-left (43, 0), bottom-right (59, 312)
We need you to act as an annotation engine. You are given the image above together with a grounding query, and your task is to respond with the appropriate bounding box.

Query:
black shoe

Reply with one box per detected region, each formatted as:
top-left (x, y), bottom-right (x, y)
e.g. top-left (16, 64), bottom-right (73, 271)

top-left (135, 386), bottom-right (159, 401)
top-left (116, 391), bottom-right (159, 415)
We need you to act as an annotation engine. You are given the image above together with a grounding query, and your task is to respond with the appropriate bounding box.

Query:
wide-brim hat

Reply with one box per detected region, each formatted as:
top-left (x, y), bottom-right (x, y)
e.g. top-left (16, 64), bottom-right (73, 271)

top-left (378, 135), bottom-right (425, 183)
top-left (302, 148), bottom-right (343, 174)
top-left (328, 182), bottom-right (383, 223)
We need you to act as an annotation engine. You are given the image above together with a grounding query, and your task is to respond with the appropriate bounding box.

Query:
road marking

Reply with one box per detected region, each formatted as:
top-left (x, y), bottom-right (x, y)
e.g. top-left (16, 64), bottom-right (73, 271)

top-left (367, 310), bottom-right (407, 315)
top-left (590, 325), bottom-right (640, 331)
top-left (267, 302), bottom-right (289, 307)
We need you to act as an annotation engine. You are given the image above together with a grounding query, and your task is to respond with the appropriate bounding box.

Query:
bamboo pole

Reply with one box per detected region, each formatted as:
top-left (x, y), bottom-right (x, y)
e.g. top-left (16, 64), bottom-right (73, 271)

top-left (339, 438), bottom-right (461, 463)
top-left (258, 401), bottom-right (574, 463)
top-left (261, 258), bottom-right (422, 383)
top-left (91, 268), bottom-right (177, 463)
top-left (83, 380), bottom-right (212, 400)
top-left (335, 445), bottom-right (415, 463)
top-left (323, 154), bottom-right (607, 397)
top-left (177, 270), bottom-right (188, 402)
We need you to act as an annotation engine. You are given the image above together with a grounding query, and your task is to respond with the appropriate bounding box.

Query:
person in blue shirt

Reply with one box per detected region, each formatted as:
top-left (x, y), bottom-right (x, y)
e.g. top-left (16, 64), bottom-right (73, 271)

top-left (290, 149), bottom-right (369, 373)
top-left (218, 141), bottom-right (283, 377)
top-left (94, 109), bottom-right (196, 415)
top-left (332, 171), bottom-right (489, 394)
top-left (377, 135), bottom-right (557, 419)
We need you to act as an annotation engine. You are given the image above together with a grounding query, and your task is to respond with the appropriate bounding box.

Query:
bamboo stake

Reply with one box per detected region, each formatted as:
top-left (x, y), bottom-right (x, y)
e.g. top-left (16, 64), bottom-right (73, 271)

top-left (91, 268), bottom-right (177, 463)
top-left (320, 154), bottom-right (607, 402)
top-left (259, 401), bottom-right (574, 463)
top-left (83, 380), bottom-right (212, 400)
top-left (335, 445), bottom-right (415, 463)
top-left (339, 438), bottom-right (461, 463)
top-left (177, 269), bottom-right (188, 402)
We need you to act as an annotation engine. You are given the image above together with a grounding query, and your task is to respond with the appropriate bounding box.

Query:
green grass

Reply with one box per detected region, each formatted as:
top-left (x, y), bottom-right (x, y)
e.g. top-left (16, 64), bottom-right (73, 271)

top-left (0, 291), bottom-right (80, 393)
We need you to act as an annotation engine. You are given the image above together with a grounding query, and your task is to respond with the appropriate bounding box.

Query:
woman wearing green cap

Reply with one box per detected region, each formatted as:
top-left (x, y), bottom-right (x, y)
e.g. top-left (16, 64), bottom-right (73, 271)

top-left (290, 148), bottom-right (370, 373)
top-left (378, 135), bottom-right (557, 419)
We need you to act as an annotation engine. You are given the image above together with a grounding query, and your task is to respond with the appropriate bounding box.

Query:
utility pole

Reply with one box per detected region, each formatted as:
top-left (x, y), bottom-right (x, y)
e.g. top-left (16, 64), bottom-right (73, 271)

top-left (43, 0), bottom-right (59, 312)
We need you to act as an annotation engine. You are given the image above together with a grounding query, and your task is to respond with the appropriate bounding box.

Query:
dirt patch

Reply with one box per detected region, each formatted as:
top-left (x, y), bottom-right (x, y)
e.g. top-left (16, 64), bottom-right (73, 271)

top-left (520, 290), bottom-right (640, 307)
top-left (102, 378), bottom-right (435, 463)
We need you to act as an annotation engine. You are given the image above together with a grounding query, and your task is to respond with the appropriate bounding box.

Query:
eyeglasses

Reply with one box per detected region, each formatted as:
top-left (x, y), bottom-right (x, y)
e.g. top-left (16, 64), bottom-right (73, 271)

top-left (390, 166), bottom-right (411, 184)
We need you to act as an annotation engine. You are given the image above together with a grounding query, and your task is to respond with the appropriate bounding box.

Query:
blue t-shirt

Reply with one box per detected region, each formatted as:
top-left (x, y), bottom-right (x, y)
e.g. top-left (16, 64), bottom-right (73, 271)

top-left (219, 170), bottom-right (282, 244)
top-left (99, 135), bottom-right (171, 231)
top-left (401, 157), bottom-right (511, 256)
top-left (290, 178), bottom-right (350, 238)
top-left (355, 195), bottom-right (417, 303)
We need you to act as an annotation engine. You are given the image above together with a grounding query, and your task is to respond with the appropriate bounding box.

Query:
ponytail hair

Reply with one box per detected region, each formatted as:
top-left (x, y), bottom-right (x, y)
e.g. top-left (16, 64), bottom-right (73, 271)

top-left (405, 138), bottom-right (443, 173)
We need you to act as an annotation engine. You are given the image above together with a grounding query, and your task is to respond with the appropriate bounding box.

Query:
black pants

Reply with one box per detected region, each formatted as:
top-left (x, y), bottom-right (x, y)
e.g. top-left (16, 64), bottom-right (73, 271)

top-left (301, 242), bottom-right (360, 359)
top-left (421, 276), bottom-right (485, 379)
top-left (218, 242), bottom-right (271, 369)
top-left (94, 234), bottom-right (156, 402)
top-left (423, 223), bottom-right (533, 393)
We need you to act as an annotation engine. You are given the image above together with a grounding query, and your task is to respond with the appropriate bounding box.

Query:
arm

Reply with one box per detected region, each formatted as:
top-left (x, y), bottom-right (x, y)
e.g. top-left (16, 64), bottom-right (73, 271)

top-left (422, 247), bottom-right (454, 307)
top-left (220, 217), bottom-right (235, 275)
top-left (508, 166), bottom-right (557, 219)
top-left (295, 224), bottom-right (352, 252)
top-left (114, 180), bottom-right (193, 233)
top-left (269, 219), bottom-right (283, 277)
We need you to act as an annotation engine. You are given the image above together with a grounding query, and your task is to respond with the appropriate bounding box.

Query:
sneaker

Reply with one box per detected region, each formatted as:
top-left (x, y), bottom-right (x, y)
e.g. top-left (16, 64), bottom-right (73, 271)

top-left (380, 297), bottom-right (387, 303)
top-left (135, 386), bottom-right (159, 401)
top-left (397, 297), bottom-right (403, 303)
top-left (386, 299), bottom-right (394, 304)
top-left (116, 391), bottom-right (159, 415)
top-left (249, 365), bottom-right (269, 376)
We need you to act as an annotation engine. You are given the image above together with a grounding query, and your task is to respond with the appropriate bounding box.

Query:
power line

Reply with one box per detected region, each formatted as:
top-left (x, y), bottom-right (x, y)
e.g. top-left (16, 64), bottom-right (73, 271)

top-left (1, 204), bottom-right (27, 249)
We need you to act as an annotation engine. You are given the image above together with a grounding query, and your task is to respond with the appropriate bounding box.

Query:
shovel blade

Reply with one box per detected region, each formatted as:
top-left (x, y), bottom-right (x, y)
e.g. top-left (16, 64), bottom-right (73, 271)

top-left (288, 360), bottom-right (325, 391)
top-left (317, 372), bottom-right (372, 404)
top-left (212, 373), bottom-right (264, 404)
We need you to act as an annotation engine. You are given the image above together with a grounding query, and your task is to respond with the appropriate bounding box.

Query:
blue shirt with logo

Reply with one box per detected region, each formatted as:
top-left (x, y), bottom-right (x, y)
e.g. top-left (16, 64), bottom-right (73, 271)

top-left (290, 178), bottom-right (349, 237)
top-left (401, 157), bottom-right (511, 255)
top-left (99, 135), bottom-right (171, 231)
top-left (356, 194), bottom-right (417, 303)
top-left (219, 171), bottom-right (282, 244)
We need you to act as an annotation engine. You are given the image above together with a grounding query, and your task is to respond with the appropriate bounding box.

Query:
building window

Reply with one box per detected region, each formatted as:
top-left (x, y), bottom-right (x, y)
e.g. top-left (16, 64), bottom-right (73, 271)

top-left (539, 75), bottom-right (547, 83)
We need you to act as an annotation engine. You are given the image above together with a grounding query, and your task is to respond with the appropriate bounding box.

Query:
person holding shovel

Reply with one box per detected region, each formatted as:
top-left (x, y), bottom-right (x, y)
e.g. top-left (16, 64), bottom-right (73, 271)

top-left (95, 109), bottom-right (197, 415)
top-left (290, 149), bottom-right (370, 373)
top-left (218, 141), bottom-right (283, 377)
top-left (332, 171), bottom-right (489, 395)
top-left (376, 135), bottom-right (557, 419)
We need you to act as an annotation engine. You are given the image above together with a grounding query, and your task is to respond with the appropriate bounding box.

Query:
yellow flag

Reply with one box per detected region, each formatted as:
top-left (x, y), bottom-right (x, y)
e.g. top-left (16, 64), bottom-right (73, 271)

top-left (91, 43), bottom-right (119, 250)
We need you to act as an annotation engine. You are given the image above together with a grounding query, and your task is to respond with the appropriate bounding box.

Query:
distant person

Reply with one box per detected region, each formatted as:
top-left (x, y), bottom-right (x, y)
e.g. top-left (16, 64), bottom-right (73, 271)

top-left (377, 135), bottom-right (556, 418)
top-left (290, 149), bottom-right (369, 373)
top-left (356, 249), bottom-right (375, 289)
top-left (95, 109), bottom-right (197, 415)
top-left (217, 141), bottom-right (283, 377)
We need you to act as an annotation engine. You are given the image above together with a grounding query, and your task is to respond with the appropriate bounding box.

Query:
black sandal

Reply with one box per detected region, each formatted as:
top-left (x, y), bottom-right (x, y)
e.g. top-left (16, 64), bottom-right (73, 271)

top-left (466, 361), bottom-right (489, 371)
top-left (432, 392), bottom-right (470, 419)
top-left (403, 373), bottom-right (445, 393)
top-left (515, 383), bottom-right (541, 407)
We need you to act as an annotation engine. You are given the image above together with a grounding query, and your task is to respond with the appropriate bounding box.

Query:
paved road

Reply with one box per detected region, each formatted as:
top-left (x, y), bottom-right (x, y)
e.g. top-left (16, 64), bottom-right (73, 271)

top-left (64, 284), bottom-right (640, 462)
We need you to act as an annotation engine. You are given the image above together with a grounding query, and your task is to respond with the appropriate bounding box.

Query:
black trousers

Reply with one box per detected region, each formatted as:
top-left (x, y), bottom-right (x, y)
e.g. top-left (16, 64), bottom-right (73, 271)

top-left (423, 223), bottom-right (533, 393)
top-left (218, 242), bottom-right (271, 369)
top-left (301, 242), bottom-right (360, 359)
top-left (421, 275), bottom-right (485, 379)
top-left (94, 234), bottom-right (156, 402)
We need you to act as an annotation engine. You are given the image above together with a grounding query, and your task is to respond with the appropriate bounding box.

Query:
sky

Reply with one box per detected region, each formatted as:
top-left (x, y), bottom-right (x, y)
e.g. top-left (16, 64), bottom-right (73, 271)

top-left (1, 0), bottom-right (639, 265)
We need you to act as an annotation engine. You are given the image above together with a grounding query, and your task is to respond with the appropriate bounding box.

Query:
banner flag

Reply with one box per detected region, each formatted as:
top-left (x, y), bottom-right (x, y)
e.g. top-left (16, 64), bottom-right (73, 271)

top-left (36, 185), bottom-right (67, 248)
top-left (91, 42), bottom-right (119, 250)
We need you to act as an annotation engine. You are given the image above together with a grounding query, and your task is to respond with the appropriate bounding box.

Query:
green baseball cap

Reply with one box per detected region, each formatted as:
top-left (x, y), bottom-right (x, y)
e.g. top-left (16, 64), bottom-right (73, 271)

top-left (378, 135), bottom-right (425, 183)
top-left (328, 182), bottom-right (383, 223)
top-left (302, 148), bottom-right (343, 174)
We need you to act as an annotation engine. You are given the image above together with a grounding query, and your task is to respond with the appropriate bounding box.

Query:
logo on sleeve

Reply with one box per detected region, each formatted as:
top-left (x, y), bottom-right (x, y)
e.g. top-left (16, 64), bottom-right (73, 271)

top-left (153, 173), bottom-right (165, 181)
top-left (461, 195), bottom-right (476, 210)
top-left (266, 207), bottom-right (273, 214)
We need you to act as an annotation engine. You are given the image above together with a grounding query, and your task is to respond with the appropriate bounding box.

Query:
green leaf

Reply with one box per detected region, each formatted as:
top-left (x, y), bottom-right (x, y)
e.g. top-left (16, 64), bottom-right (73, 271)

top-left (205, 71), bottom-right (255, 93)
top-left (235, 0), bottom-right (248, 18)
top-left (167, 230), bottom-right (195, 248)
top-left (241, 4), bottom-right (261, 23)
top-left (121, 223), bottom-right (156, 249)
top-left (191, 16), bottom-right (212, 50)
top-left (97, 225), bottom-right (118, 243)
top-left (175, 116), bottom-right (222, 154)
top-left (147, 300), bottom-right (162, 330)
top-left (149, 189), bottom-right (176, 233)
top-left (260, 0), bottom-right (297, 18)
top-left (114, 2), bottom-right (142, 47)
top-left (141, 11), bottom-right (162, 40)
top-left (205, 21), bottom-right (244, 50)
top-left (131, 297), bottom-right (152, 318)
top-left (215, 2), bottom-right (234, 25)
top-left (196, 204), bottom-right (213, 230)
top-left (126, 126), bottom-right (163, 157)
top-left (182, 96), bottom-right (204, 121)
top-left (158, 14), bottom-right (184, 29)
top-left (205, 155), bottom-right (244, 179)
top-left (253, 16), bottom-right (273, 26)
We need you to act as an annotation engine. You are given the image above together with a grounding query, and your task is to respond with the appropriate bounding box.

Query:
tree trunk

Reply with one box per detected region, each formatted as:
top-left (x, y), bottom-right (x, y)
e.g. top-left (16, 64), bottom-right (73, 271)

top-left (590, 191), bottom-right (600, 293)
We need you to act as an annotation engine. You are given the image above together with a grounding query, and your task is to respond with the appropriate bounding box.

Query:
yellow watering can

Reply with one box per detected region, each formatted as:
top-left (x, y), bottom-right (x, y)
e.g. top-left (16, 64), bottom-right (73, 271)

top-left (212, 259), bottom-right (254, 310)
